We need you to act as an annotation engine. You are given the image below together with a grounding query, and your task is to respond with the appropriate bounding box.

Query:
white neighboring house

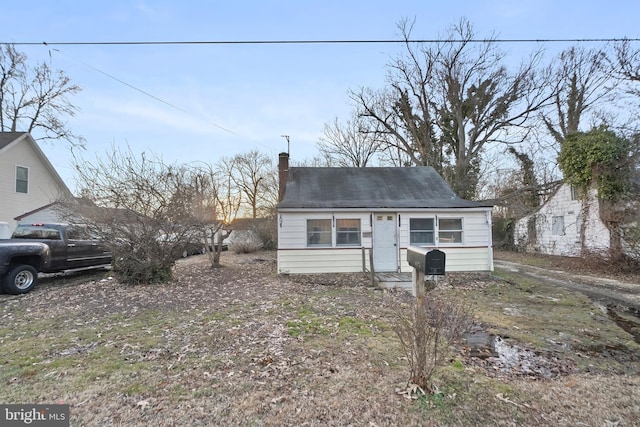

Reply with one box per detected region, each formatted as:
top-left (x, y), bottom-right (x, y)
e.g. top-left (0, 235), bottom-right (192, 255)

top-left (0, 132), bottom-right (73, 230)
top-left (276, 153), bottom-right (494, 274)
top-left (13, 202), bottom-right (82, 225)
top-left (513, 183), bottom-right (610, 256)
top-left (0, 222), bottom-right (10, 239)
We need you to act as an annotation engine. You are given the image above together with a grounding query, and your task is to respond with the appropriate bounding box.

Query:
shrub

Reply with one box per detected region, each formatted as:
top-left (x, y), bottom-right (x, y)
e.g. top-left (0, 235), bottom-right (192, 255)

top-left (112, 255), bottom-right (174, 284)
top-left (394, 292), bottom-right (472, 393)
top-left (229, 241), bottom-right (262, 254)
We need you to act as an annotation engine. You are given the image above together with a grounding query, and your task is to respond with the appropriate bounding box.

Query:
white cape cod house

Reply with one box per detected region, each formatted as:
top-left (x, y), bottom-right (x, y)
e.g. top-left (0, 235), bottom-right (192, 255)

top-left (0, 132), bottom-right (72, 230)
top-left (276, 153), bottom-right (494, 274)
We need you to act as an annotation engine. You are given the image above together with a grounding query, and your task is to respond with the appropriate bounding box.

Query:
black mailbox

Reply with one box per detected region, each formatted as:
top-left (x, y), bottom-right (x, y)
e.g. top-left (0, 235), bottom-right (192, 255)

top-left (407, 246), bottom-right (446, 275)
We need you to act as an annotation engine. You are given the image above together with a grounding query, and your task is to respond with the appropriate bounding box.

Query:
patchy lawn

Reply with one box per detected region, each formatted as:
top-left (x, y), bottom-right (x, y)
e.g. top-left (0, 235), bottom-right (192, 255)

top-left (1, 251), bottom-right (639, 426)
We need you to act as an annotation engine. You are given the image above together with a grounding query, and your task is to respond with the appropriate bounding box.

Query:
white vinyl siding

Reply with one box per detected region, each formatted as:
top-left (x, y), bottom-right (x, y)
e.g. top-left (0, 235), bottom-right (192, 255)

top-left (0, 136), bottom-right (71, 229)
top-left (399, 211), bottom-right (490, 248)
top-left (278, 249), bottom-right (368, 274)
top-left (280, 213), bottom-right (371, 250)
top-left (400, 246), bottom-right (493, 272)
top-left (279, 209), bottom-right (493, 274)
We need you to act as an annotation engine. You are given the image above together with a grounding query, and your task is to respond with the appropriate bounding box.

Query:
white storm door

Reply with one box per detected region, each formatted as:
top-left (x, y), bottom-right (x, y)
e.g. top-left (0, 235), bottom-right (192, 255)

top-left (373, 213), bottom-right (398, 272)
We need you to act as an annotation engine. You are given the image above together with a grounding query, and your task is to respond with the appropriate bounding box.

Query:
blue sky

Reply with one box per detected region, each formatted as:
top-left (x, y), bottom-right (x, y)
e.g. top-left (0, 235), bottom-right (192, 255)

top-left (2, 0), bottom-right (640, 192)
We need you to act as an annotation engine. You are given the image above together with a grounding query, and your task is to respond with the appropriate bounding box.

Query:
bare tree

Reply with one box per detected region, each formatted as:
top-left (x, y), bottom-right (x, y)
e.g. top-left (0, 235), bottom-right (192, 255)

top-left (542, 46), bottom-right (613, 147)
top-left (65, 147), bottom-right (241, 282)
top-left (229, 150), bottom-right (274, 218)
top-left (351, 18), bottom-right (552, 199)
top-left (0, 44), bottom-right (83, 147)
top-left (192, 158), bottom-right (242, 267)
top-left (613, 39), bottom-right (640, 84)
top-left (317, 113), bottom-right (382, 167)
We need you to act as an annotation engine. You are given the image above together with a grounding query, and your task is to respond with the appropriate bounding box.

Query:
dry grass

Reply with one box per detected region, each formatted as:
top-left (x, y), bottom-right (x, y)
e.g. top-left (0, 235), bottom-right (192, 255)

top-left (494, 249), bottom-right (640, 283)
top-left (0, 251), bottom-right (639, 426)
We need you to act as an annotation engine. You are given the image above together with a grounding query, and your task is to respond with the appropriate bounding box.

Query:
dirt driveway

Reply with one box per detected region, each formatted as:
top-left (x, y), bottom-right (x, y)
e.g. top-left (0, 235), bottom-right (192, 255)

top-left (493, 259), bottom-right (640, 312)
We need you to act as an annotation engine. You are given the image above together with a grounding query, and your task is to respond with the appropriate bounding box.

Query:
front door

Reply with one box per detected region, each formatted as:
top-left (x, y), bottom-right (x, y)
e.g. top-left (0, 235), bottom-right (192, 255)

top-left (373, 213), bottom-right (398, 272)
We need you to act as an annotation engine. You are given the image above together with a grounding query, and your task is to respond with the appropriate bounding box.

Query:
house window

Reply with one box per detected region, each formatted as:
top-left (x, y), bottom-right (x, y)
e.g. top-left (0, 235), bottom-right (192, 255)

top-left (552, 216), bottom-right (565, 236)
top-left (336, 219), bottom-right (361, 246)
top-left (410, 218), bottom-right (434, 245)
top-left (16, 166), bottom-right (28, 194)
top-left (307, 219), bottom-right (332, 246)
top-left (438, 218), bottom-right (463, 243)
top-left (570, 185), bottom-right (578, 201)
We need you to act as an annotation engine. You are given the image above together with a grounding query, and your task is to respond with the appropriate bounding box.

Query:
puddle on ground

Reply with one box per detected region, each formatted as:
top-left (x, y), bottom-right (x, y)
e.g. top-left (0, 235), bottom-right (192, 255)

top-left (463, 332), bottom-right (575, 378)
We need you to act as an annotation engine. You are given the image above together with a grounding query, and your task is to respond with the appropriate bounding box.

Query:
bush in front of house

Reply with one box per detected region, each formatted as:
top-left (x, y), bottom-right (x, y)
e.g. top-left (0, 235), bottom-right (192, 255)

top-left (228, 230), bottom-right (263, 254)
top-left (229, 241), bottom-right (262, 254)
top-left (394, 292), bottom-right (472, 394)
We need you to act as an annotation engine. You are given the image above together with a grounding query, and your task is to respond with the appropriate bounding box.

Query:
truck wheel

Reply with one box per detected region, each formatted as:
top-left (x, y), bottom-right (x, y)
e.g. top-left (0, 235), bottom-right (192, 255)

top-left (2, 265), bottom-right (38, 295)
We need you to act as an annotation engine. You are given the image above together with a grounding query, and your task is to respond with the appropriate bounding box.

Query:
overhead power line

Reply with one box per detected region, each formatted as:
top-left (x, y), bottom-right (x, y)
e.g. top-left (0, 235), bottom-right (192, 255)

top-left (43, 47), bottom-right (242, 138)
top-left (1, 38), bottom-right (639, 46)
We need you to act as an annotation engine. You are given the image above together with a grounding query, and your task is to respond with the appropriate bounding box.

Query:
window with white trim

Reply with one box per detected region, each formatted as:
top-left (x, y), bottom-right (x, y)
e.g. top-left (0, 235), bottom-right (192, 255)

top-left (336, 219), bottom-right (361, 246)
top-left (307, 219), bottom-right (332, 246)
top-left (15, 166), bottom-right (28, 194)
top-left (410, 218), bottom-right (434, 245)
top-left (438, 218), bottom-right (463, 243)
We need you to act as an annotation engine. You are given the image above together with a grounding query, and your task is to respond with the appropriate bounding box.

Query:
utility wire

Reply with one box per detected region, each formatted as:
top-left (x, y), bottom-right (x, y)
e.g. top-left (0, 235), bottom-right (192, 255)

top-left (49, 48), bottom-right (242, 137)
top-left (1, 38), bottom-right (639, 46)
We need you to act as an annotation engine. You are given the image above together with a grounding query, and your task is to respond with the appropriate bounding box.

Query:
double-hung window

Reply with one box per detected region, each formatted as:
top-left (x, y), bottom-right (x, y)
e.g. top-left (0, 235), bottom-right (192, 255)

top-left (306, 218), bottom-right (361, 247)
top-left (410, 218), bottom-right (434, 245)
top-left (438, 218), bottom-right (463, 243)
top-left (336, 219), bottom-right (361, 246)
top-left (16, 166), bottom-right (28, 194)
top-left (307, 219), bottom-right (332, 246)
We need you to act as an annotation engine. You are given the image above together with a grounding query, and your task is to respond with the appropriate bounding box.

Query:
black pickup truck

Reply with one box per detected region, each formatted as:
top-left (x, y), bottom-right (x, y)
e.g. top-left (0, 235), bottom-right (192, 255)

top-left (0, 223), bottom-right (112, 295)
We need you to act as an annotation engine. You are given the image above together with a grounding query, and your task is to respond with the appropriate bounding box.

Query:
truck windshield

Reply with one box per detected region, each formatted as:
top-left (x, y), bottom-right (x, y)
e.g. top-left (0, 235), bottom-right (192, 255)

top-left (12, 225), bottom-right (61, 240)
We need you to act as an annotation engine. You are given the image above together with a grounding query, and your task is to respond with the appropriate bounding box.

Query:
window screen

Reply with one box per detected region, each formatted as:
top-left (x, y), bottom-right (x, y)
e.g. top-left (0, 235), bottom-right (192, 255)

top-left (336, 219), bottom-right (361, 246)
top-left (307, 219), bottom-right (332, 246)
top-left (410, 218), bottom-right (434, 245)
top-left (438, 218), bottom-right (462, 243)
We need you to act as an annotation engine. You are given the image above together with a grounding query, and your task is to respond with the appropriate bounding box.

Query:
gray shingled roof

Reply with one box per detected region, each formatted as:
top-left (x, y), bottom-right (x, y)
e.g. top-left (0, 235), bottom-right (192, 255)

top-left (277, 167), bottom-right (492, 209)
top-left (0, 132), bottom-right (27, 150)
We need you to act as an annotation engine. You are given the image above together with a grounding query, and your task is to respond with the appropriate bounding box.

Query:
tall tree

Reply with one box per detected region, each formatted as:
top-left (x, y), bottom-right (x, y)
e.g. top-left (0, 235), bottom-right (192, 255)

top-left (0, 44), bottom-right (83, 147)
top-left (351, 18), bottom-right (551, 199)
top-left (542, 46), bottom-right (613, 147)
top-left (317, 113), bottom-right (383, 167)
top-left (229, 150), bottom-right (275, 218)
top-left (558, 127), bottom-right (637, 258)
top-left (613, 39), bottom-right (640, 84)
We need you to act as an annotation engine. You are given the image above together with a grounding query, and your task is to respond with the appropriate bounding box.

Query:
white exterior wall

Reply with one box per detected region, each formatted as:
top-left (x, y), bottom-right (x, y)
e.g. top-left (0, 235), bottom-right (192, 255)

top-left (399, 247), bottom-right (493, 272)
top-left (278, 212), bottom-right (373, 250)
top-left (16, 205), bottom-right (73, 225)
top-left (397, 209), bottom-right (493, 272)
top-left (0, 138), bottom-right (70, 230)
top-left (278, 209), bottom-right (493, 274)
top-left (514, 184), bottom-right (610, 256)
top-left (0, 222), bottom-right (10, 239)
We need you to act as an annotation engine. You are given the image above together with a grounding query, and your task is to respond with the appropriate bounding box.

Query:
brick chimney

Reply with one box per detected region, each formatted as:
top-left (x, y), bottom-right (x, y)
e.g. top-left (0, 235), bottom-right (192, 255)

top-left (278, 152), bottom-right (289, 202)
